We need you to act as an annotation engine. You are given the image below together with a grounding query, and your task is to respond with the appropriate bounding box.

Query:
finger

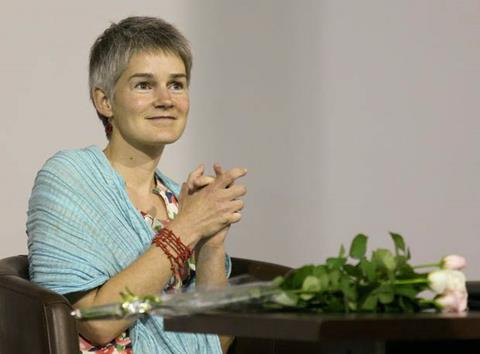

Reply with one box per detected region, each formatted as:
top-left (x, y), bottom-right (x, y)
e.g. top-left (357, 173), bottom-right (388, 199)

top-left (178, 182), bottom-right (188, 207)
top-left (227, 212), bottom-right (242, 224)
top-left (193, 175), bottom-right (215, 189)
top-left (215, 167), bottom-right (247, 188)
top-left (228, 199), bottom-right (244, 212)
top-left (221, 184), bottom-right (247, 199)
top-left (213, 163), bottom-right (223, 177)
top-left (187, 164), bottom-right (205, 191)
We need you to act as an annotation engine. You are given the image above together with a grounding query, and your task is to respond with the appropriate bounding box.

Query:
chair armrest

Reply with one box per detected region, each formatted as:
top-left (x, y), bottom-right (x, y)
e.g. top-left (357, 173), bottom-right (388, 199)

top-left (0, 272), bottom-right (79, 353)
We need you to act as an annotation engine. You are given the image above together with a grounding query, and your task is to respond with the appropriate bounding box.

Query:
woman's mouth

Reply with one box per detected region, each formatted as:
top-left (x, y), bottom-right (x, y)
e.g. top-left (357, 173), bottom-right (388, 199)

top-left (146, 116), bottom-right (176, 120)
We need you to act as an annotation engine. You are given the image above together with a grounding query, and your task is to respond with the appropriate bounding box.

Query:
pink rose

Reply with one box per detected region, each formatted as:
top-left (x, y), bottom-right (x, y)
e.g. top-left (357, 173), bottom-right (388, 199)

top-left (436, 290), bottom-right (468, 313)
top-left (442, 255), bottom-right (467, 270)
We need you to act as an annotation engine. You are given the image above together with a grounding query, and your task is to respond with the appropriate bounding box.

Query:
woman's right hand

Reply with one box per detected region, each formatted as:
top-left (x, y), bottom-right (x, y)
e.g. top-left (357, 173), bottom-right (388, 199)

top-left (169, 165), bottom-right (247, 247)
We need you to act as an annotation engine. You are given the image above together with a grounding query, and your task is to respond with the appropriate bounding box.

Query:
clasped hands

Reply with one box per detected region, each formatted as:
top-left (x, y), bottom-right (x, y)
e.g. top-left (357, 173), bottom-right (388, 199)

top-left (172, 163), bottom-right (247, 250)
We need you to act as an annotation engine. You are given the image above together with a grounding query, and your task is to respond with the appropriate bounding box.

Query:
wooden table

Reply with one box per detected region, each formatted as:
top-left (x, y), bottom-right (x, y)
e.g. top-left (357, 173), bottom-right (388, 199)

top-left (164, 310), bottom-right (480, 354)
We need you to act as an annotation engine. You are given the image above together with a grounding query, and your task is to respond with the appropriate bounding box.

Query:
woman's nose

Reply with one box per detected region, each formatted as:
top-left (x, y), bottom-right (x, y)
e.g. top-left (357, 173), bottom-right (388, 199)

top-left (153, 86), bottom-right (174, 109)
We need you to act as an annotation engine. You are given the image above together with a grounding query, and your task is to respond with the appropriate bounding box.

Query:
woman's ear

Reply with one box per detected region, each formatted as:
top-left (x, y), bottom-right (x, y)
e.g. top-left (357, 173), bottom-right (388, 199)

top-left (92, 88), bottom-right (113, 118)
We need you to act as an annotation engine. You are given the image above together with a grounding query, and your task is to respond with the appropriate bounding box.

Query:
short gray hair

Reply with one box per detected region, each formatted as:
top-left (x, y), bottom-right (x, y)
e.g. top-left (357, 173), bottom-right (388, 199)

top-left (89, 16), bottom-right (192, 138)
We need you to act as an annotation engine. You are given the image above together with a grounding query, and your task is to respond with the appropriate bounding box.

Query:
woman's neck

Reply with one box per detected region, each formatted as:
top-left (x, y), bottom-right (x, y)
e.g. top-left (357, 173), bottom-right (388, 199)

top-left (103, 139), bottom-right (165, 195)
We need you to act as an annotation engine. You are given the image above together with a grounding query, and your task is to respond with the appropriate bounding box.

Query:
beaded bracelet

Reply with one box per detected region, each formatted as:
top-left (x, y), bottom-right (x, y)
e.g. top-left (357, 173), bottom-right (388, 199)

top-left (152, 228), bottom-right (193, 281)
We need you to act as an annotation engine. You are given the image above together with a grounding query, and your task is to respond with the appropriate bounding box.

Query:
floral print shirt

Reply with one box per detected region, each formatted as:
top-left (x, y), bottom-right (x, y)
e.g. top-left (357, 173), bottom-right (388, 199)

top-left (79, 176), bottom-right (194, 354)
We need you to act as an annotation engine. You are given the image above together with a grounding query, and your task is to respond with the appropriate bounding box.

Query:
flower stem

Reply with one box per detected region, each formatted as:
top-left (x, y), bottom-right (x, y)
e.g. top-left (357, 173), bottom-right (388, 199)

top-left (394, 279), bottom-right (428, 285)
top-left (413, 262), bottom-right (440, 269)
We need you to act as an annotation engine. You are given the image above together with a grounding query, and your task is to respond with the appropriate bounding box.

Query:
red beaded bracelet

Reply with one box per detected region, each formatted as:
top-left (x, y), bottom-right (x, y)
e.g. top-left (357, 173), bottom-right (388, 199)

top-left (152, 228), bottom-right (193, 281)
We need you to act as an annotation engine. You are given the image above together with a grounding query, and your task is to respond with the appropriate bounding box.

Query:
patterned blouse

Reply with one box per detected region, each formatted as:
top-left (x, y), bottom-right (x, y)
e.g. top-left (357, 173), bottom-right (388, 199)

top-left (79, 176), bottom-right (195, 354)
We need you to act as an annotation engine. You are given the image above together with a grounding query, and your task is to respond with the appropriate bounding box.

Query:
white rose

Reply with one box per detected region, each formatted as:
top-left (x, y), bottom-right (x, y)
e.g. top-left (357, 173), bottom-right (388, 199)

top-left (428, 270), bottom-right (466, 294)
top-left (428, 270), bottom-right (449, 293)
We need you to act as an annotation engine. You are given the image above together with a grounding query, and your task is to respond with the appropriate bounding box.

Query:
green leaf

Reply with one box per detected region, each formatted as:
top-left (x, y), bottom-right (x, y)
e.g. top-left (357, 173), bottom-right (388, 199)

top-left (273, 291), bottom-right (299, 307)
top-left (394, 255), bottom-right (407, 269)
top-left (372, 249), bottom-right (396, 271)
top-left (396, 263), bottom-right (415, 278)
top-left (361, 293), bottom-right (378, 311)
top-left (344, 264), bottom-right (362, 278)
top-left (347, 301), bottom-right (358, 311)
top-left (283, 265), bottom-right (315, 289)
top-left (324, 294), bottom-right (345, 312)
top-left (300, 293), bottom-right (315, 301)
top-left (394, 286), bottom-right (419, 299)
top-left (313, 265), bottom-right (330, 290)
top-left (329, 269), bottom-right (341, 290)
top-left (349, 234), bottom-right (368, 260)
top-left (302, 275), bottom-right (321, 292)
top-left (378, 285), bottom-right (394, 304)
top-left (390, 232), bottom-right (406, 256)
top-left (359, 259), bottom-right (377, 282)
top-left (339, 244), bottom-right (346, 258)
top-left (406, 247), bottom-right (411, 260)
top-left (326, 257), bottom-right (346, 270)
top-left (398, 296), bottom-right (415, 313)
top-left (340, 276), bottom-right (357, 301)
top-left (272, 276), bottom-right (284, 287)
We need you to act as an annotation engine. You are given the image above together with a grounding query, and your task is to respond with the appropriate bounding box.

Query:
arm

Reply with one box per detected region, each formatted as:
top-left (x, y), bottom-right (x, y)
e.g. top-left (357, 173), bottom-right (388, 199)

top-left (69, 244), bottom-right (182, 345)
top-left (70, 166), bottom-right (247, 346)
top-left (194, 164), bottom-right (239, 290)
top-left (195, 237), bottom-right (235, 353)
top-left (193, 164), bottom-right (244, 353)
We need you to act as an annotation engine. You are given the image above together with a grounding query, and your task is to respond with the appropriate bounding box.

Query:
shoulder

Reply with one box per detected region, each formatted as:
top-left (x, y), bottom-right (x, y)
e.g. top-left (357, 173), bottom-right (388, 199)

top-left (42, 146), bottom-right (102, 171)
top-left (33, 146), bottom-right (114, 192)
top-left (38, 146), bottom-right (109, 178)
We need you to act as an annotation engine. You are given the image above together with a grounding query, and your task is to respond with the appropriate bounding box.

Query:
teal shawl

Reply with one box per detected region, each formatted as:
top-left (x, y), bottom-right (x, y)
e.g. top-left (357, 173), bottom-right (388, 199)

top-left (27, 145), bottom-right (225, 354)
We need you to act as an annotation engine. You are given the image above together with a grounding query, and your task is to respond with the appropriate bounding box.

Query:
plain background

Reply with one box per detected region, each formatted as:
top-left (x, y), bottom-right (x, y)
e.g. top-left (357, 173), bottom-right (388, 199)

top-left (1, 1), bottom-right (479, 277)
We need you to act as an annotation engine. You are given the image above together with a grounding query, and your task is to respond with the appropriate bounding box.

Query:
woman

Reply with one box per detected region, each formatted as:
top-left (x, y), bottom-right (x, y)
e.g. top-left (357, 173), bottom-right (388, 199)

top-left (27, 16), bottom-right (246, 354)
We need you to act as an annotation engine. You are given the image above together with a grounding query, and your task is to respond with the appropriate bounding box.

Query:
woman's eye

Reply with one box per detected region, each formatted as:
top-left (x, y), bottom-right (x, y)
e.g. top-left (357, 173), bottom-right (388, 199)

top-left (169, 81), bottom-right (185, 91)
top-left (135, 82), bottom-right (152, 90)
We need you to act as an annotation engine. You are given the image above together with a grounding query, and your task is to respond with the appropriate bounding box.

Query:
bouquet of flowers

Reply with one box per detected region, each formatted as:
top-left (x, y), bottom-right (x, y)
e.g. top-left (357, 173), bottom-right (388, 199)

top-left (72, 233), bottom-right (467, 321)
top-left (266, 233), bottom-right (467, 313)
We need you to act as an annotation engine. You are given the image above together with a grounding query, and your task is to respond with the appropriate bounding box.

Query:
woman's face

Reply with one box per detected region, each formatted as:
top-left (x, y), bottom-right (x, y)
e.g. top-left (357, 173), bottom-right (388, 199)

top-left (108, 50), bottom-right (190, 149)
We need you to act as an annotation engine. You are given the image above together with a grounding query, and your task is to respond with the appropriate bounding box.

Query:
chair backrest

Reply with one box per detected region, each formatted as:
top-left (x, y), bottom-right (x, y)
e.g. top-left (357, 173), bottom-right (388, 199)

top-left (0, 255), bottom-right (79, 354)
top-left (229, 257), bottom-right (291, 280)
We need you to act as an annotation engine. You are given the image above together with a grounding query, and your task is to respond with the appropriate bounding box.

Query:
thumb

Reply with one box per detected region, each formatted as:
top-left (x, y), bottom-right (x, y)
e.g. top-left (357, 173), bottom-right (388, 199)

top-left (178, 182), bottom-right (188, 209)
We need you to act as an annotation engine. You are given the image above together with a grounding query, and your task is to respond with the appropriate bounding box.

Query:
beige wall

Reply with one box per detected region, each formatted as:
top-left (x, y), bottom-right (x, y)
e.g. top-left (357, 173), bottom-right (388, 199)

top-left (2, 1), bottom-right (480, 278)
